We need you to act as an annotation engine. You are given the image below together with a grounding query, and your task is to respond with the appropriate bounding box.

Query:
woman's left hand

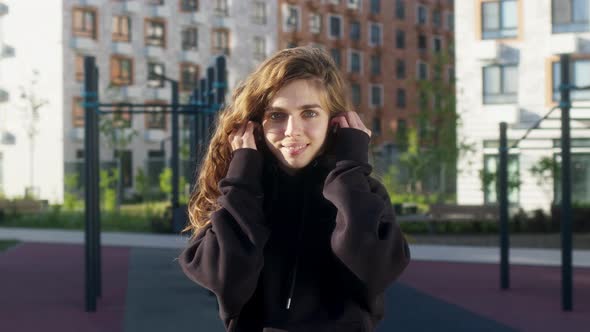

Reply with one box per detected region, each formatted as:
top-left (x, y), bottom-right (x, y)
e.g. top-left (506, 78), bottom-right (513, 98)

top-left (330, 111), bottom-right (372, 138)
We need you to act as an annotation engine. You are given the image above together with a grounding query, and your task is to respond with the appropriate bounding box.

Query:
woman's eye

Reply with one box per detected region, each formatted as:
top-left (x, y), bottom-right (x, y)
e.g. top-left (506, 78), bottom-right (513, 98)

top-left (302, 110), bottom-right (319, 118)
top-left (269, 112), bottom-right (286, 120)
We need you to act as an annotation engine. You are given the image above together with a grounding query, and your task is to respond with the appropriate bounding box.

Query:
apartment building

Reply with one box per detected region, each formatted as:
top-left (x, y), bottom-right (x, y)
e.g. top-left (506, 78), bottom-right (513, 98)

top-left (278, 0), bottom-right (455, 152)
top-left (0, 0), bottom-right (454, 203)
top-left (0, 1), bottom-right (14, 195)
top-left (0, 0), bottom-right (278, 203)
top-left (456, 0), bottom-right (590, 211)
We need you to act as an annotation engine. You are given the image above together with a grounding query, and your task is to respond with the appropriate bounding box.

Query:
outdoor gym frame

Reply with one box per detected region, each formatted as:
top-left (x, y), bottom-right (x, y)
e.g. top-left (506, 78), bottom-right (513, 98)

top-left (82, 55), bottom-right (227, 312)
top-left (497, 54), bottom-right (590, 311)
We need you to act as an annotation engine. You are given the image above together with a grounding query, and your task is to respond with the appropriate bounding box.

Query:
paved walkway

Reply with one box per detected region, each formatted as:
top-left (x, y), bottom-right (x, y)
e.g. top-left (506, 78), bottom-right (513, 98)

top-left (1, 227), bottom-right (590, 332)
top-left (2, 227), bottom-right (590, 267)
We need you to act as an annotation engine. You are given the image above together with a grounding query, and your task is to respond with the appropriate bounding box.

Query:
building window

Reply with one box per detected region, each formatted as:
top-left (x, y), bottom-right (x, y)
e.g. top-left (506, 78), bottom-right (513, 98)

top-left (555, 154), bottom-right (590, 204)
top-left (110, 55), bottom-right (133, 86)
top-left (212, 28), bottom-right (230, 55)
top-left (482, 0), bottom-right (518, 39)
top-left (484, 154), bottom-right (520, 204)
top-left (214, 0), bottom-right (228, 16)
top-left (145, 101), bottom-right (167, 130)
top-left (329, 15), bottom-right (342, 39)
top-left (73, 97), bottom-right (85, 127)
top-left (253, 36), bottom-right (266, 60)
top-left (181, 26), bottom-right (198, 50)
top-left (75, 54), bottom-right (85, 82)
top-left (350, 21), bottom-right (361, 40)
top-left (433, 36), bottom-right (442, 52)
top-left (330, 48), bottom-right (341, 67)
top-left (145, 19), bottom-right (166, 47)
top-left (149, 0), bottom-right (164, 5)
top-left (369, 23), bottom-right (382, 46)
top-left (417, 61), bottom-right (429, 80)
top-left (396, 0), bottom-right (405, 19)
top-left (396, 119), bottom-right (407, 148)
top-left (396, 59), bottom-right (406, 79)
top-left (351, 83), bottom-right (361, 106)
top-left (370, 54), bottom-right (381, 75)
top-left (418, 34), bottom-right (427, 52)
top-left (180, 63), bottom-right (199, 91)
top-left (433, 9), bottom-right (442, 27)
top-left (397, 88), bottom-right (406, 108)
top-left (552, 58), bottom-right (590, 101)
top-left (252, 1), bottom-right (267, 24)
top-left (310, 13), bottom-right (322, 34)
top-left (372, 117), bottom-right (381, 136)
top-left (370, 0), bottom-right (380, 14)
top-left (148, 62), bottom-right (166, 88)
top-left (349, 50), bottom-right (362, 73)
top-left (180, 0), bottom-right (199, 12)
top-left (112, 16), bottom-right (131, 42)
top-left (417, 4), bottom-right (428, 25)
top-left (396, 29), bottom-right (405, 48)
top-left (483, 64), bottom-right (518, 104)
top-left (72, 7), bottom-right (97, 39)
top-left (446, 12), bottom-right (454, 30)
top-left (552, 0), bottom-right (590, 33)
top-left (448, 66), bottom-right (455, 83)
top-left (370, 85), bottom-right (383, 107)
top-left (113, 103), bottom-right (132, 128)
top-left (284, 5), bottom-right (300, 32)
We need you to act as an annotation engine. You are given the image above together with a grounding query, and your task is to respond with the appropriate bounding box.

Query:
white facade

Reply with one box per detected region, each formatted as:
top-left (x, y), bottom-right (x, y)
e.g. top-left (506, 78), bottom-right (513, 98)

top-left (0, 0), bottom-right (278, 203)
top-left (456, 0), bottom-right (590, 211)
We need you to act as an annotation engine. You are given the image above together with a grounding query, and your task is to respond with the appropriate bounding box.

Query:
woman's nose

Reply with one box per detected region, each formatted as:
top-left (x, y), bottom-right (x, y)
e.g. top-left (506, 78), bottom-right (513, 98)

top-left (284, 116), bottom-right (303, 137)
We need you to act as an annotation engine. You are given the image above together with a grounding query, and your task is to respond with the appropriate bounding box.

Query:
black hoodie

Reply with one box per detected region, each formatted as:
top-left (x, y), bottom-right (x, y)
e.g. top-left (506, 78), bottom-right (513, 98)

top-left (179, 128), bottom-right (410, 332)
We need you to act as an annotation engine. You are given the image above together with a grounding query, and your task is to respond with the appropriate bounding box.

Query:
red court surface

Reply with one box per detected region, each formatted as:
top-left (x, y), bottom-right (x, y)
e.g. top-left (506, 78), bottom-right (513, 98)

top-left (0, 243), bottom-right (129, 332)
top-left (399, 261), bottom-right (590, 332)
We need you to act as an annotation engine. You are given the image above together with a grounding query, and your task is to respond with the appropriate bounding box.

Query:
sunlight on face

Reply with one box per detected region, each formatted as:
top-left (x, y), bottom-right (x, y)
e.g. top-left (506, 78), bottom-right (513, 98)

top-left (262, 80), bottom-right (330, 174)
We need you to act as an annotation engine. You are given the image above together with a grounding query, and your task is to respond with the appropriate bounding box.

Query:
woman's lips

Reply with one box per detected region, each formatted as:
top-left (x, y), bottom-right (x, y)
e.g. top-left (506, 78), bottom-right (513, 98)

top-left (282, 144), bottom-right (308, 156)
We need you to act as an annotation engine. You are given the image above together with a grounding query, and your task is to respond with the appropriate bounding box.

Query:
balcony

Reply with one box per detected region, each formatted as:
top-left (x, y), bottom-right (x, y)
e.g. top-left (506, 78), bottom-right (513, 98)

top-left (145, 87), bottom-right (169, 100)
top-left (144, 129), bottom-right (166, 142)
top-left (111, 42), bottom-right (133, 56)
top-left (549, 34), bottom-right (580, 54)
top-left (70, 36), bottom-right (98, 52)
top-left (112, 0), bottom-right (141, 14)
top-left (0, 3), bottom-right (8, 16)
top-left (0, 88), bottom-right (9, 103)
top-left (149, 5), bottom-right (170, 17)
top-left (144, 45), bottom-right (165, 58)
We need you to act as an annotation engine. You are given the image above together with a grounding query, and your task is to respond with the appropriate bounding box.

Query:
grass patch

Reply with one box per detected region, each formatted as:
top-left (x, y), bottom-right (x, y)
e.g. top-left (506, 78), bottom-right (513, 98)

top-left (0, 240), bottom-right (20, 252)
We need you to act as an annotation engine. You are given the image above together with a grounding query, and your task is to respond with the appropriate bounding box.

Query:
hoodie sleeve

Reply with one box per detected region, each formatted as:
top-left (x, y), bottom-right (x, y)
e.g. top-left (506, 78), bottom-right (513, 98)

top-left (323, 128), bottom-right (411, 301)
top-left (178, 148), bottom-right (270, 328)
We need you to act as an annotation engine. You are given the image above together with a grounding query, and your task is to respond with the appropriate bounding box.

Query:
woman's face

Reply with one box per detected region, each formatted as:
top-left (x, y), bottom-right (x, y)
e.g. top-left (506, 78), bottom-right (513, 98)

top-left (262, 79), bottom-right (330, 174)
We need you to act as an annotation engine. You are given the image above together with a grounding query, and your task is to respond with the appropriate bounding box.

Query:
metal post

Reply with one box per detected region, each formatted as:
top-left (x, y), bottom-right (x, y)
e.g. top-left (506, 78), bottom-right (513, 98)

top-left (199, 78), bottom-right (207, 158)
top-left (171, 81), bottom-right (179, 210)
top-left (207, 67), bottom-right (215, 131)
top-left (498, 122), bottom-right (510, 290)
top-left (94, 67), bottom-right (102, 299)
top-left (215, 56), bottom-right (226, 108)
top-left (83, 56), bottom-right (97, 312)
top-left (559, 54), bottom-right (573, 311)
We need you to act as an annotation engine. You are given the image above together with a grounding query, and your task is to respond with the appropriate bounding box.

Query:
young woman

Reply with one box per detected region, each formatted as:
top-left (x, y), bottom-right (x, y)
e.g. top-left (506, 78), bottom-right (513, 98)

top-left (179, 47), bottom-right (410, 332)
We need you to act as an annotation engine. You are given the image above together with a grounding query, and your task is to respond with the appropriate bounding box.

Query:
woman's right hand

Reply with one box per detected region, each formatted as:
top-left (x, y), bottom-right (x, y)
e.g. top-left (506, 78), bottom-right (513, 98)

top-left (229, 121), bottom-right (258, 151)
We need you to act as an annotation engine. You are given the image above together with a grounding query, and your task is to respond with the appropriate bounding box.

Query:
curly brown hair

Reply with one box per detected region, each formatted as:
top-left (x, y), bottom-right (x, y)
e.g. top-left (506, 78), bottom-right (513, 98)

top-left (185, 46), bottom-right (352, 237)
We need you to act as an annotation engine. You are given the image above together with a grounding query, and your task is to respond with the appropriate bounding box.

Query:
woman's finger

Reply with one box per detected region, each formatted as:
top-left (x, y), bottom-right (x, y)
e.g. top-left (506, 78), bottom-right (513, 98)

top-left (334, 115), bottom-right (349, 128)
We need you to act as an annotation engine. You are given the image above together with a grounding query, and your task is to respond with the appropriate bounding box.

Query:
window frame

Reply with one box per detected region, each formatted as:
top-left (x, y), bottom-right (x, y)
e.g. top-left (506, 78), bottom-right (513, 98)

top-left (252, 1), bottom-right (267, 24)
top-left (72, 6), bottom-right (98, 40)
top-left (181, 26), bottom-right (198, 51)
top-left (370, 84), bottom-right (384, 107)
top-left (180, 0), bottom-right (199, 12)
top-left (348, 49), bottom-right (363, 74)
top-left (552, 0), bottom-right (590, 33)
top-left (110, 55), bottom-right (134, 86)
top-left (328, 14), bottom-right (343, 39)
top-left (481, 0), bottom-right (518, 40)
top-left (145, 18), bottom-right (167, 48)
top-left (147, 62), bottom-right (166, 88)
top-left (112, 15), bottom-right (132, 43)
top-left (551, 57), bottom-right (590, 102)
top-left (180, 62), bottom-right (199, 92)
top-left (369, 22), bottom-right (382, 46)
top-left (482, 63), bottom-right (519, 104)
top-left (211, 28), bottom-right (230, 55)
top-left (72, 97), bottom-right (85, 128)
top-left (145, 100), bottom-right (168, 130)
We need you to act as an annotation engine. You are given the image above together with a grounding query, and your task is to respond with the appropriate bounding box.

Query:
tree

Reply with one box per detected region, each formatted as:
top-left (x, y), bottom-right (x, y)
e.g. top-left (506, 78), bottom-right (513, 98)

top-left (18, 70), bottom-right (48, 198)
